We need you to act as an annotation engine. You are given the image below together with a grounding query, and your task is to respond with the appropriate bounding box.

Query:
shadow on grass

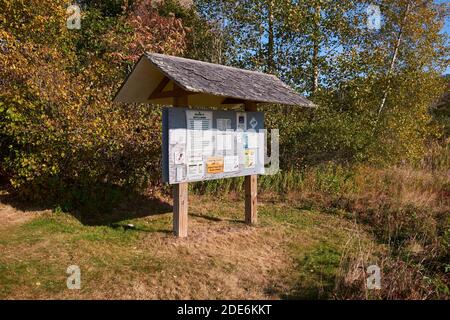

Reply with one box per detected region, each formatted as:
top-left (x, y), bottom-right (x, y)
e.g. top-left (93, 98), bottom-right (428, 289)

top-left (189, 213), bottom-right (245, 224)
top-left (72, 195), bottom-right (173, 226)
top-left (109, 222), bottom-right (173, 234)
top-left (0, 182), bottom-right (173, 227)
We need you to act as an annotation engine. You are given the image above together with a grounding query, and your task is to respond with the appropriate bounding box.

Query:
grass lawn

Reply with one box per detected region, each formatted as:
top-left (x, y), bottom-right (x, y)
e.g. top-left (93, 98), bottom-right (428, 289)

top-left (0, 192), bottom-right (384, 300)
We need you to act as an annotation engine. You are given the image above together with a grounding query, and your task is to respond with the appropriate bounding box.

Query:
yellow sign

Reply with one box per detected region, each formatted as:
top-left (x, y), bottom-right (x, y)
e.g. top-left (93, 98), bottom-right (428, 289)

top-left (206, 157), bottom-right (224, 174)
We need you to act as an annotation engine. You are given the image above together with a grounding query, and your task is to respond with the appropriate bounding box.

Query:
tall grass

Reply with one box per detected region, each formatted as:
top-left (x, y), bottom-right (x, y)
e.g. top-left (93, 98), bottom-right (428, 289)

top-left (192, 143), bottom-right (448, 207)
top-left (191, 144), bottom-right (449, 299)
top-left (191, 164), bottom-right (357, 196)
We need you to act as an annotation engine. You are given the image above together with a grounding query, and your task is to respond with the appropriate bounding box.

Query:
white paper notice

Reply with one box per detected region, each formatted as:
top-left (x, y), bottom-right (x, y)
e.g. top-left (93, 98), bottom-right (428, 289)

top-left (202, 130), bottom-right (214, 156)
top-left (186, 110), bottom-right (213, 176)
top-left (187, 162), bottom-right (204, 179)
top-left (170, 129), bottom-right (187, 145)
top-left (176, 166), bottom-right (184, 182)
top-left (187, 111), bottom-right (212, 131)
top-left (245, 132), bottom-right (258, 149)
top-left (224, 156), bottom-right (239, 172)
top-left (216, 133), bottom-right (233, 151)
top-left (217, 118), bottom-right (231, 131)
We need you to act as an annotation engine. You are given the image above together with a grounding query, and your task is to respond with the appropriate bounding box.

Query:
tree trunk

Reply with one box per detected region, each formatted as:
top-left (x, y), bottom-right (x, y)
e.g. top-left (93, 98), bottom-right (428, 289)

top-left (373, 1), bottom-right (412, 133)
top-left (311, 3), bottom-right (321, 94)
top-left (267, 0), bottom-right (276, 74)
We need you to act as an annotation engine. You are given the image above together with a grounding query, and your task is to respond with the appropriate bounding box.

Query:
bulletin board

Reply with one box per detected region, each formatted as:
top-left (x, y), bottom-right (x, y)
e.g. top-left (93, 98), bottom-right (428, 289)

top-left (162, 107), bottom-right (265, 184)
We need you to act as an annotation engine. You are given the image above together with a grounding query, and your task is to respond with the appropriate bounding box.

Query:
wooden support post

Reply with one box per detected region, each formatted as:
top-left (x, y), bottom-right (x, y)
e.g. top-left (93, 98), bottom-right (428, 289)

top-left (173, 181), bottom-right (188, 237)
top-left (244, 101), bottom-right (258, 225)
top-left (173, 88), bottom-right (189, 237)
top-left (245, 174), bottom-right (257, 224)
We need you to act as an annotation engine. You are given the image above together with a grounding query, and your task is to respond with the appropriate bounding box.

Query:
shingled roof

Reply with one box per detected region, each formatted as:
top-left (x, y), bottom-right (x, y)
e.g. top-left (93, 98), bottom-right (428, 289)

top-left (114, 53), bottom-right (315, 108)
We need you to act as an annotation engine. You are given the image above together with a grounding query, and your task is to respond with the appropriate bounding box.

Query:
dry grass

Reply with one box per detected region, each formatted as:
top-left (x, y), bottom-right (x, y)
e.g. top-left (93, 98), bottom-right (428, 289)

top-left (292, 165), bottom-right (450, 300)
top-left (0, 192), bottom-right (380, 300)
top-left (0, 190), bottom-right (45, 230)
top-left (334, 243), bottom-right (448, 300)
top-left (0, 161), bottom-right (448, 300)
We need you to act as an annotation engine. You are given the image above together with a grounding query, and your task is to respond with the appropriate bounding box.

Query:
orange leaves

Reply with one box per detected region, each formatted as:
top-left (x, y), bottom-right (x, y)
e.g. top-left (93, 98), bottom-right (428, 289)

top-left (124, 0), bottom-right (187, 63)
top-left (1, 0), bottom-right (188, 196)
top-left (0, 0), bottom-right (70, 46)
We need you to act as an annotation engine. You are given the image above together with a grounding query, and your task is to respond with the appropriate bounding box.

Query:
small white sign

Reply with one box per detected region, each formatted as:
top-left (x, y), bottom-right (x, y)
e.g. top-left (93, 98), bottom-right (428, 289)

top-left (250, 117), bottom-right (258, 129)
top-left (224, 156), bottom-right (239, 172)
top-left (236, 113), bottom-right (247, 131)
top-left (174, 151), bottom-right (186, 165)
top-left (187, 162), bottom-right (204, 179)
top-left (176, 166), bottom-right (184, 182)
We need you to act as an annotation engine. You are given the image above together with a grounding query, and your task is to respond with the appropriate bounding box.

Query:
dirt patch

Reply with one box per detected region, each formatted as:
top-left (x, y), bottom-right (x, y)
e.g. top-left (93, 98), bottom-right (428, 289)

top-left (85, 214), bottom-right (294, 300)
top-left (0, 202), bottom-right (43, 230)
top-left (0, 188), bottom-right (50, 230)
top-left (152, 223), bottom-right (290, 299)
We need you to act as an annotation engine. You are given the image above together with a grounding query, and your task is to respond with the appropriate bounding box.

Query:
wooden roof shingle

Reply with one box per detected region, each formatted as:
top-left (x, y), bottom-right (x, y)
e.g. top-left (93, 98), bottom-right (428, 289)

top-left (114, 53), bottom-right (315, 107)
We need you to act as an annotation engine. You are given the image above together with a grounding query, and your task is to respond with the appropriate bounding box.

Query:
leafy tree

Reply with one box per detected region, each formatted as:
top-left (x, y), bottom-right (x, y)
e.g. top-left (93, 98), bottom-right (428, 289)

top-left (197, 0), bottom-right (448, 166)
top-left (0, 0), bottom-right (189, 201)
top-left (0, 0), bottom-right (448, 202)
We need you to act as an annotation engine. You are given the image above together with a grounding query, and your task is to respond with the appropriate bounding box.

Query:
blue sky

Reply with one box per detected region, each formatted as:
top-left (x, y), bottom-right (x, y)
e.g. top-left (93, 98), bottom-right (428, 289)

top-left (435, 0), bottom-right (449, 74)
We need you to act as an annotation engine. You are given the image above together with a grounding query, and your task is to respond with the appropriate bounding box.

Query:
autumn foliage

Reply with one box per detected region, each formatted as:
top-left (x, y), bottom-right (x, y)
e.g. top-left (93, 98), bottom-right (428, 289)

top-left (0, 0), bottom-right (448, 203)
top-left (0, 0), bottom-right (448, 300)
top-left (0, 0), bottom-right (189, 202)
